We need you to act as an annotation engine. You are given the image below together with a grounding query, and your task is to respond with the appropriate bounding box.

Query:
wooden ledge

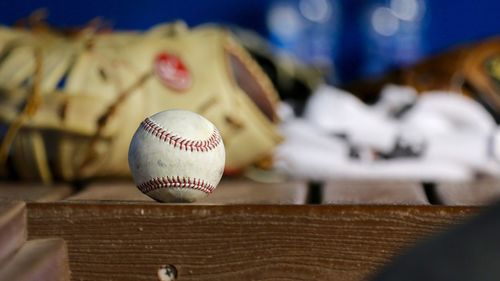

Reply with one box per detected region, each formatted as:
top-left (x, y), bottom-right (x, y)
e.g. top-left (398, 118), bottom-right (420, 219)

top-left (0, 238), bottom-right (70, 281)
top-left (0, 201), bottom-right (26, 264)
top-left (27, 202), bottom-right (478, 281)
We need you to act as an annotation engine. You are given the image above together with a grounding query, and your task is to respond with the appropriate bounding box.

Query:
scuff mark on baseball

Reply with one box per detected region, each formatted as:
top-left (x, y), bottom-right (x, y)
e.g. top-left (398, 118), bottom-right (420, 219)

top-left (128, 109), bottom-right (225, 203)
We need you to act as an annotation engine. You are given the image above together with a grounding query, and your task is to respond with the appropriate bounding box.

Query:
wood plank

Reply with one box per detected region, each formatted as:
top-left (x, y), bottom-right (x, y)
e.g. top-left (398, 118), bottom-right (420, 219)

top-left (0, 201), bottom-right (26, 264)
top-left (198, 179), bottom-right (308, 204)
top-left (435, 179), bottom-right (500, 206)
top-left (67, 179), bottom-right (308, 204)
top-left (0, 238), bottom-right (70, 281)
top-left (66, 181), bottom-right (152, 202)
top-left (27, 203), bottom-right (476, 281)
top-left (322, 181), bottom-right (429, 205)
top-left (0, 182), bottom-right (72, 202)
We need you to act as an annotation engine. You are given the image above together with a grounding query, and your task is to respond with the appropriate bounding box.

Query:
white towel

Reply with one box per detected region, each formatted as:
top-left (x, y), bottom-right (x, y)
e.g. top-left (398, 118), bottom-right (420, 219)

top-left (274, 84), bottom-right (500, 182)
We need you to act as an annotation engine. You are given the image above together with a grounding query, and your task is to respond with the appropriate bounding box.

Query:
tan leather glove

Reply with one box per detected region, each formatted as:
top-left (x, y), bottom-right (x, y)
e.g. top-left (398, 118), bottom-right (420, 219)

top-left (0, 22), bottom-right (282, 183)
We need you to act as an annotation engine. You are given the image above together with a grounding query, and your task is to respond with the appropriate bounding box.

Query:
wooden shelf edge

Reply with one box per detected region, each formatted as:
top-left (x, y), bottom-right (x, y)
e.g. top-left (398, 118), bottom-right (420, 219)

top-left (25, 202), bottom-right (479, 281)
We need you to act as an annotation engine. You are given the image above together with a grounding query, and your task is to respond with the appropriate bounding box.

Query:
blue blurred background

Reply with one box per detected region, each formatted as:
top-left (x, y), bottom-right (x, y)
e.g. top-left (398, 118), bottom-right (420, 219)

top-left (1, 0), bottom-right (498, 83)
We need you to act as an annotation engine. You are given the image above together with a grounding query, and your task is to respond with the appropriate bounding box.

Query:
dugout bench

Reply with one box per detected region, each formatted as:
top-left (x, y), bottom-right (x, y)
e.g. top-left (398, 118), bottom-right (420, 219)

top-left (0, 178), bottom-right (497, 280)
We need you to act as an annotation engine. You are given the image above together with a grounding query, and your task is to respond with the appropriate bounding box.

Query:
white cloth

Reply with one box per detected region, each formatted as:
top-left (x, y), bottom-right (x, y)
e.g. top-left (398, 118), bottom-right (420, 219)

top-left (303, 85), bottom-right (400, 153)
top-left (274, 84), bottom-right (500, 182)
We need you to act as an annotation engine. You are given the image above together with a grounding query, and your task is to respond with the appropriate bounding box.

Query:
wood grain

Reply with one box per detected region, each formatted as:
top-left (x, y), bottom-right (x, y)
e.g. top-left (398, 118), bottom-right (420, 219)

top-left (0, 201), bottom-right (26, 264)
top-left (322, 181), bottom-right (429, 205)
top-left (435, 179), bottom-right (500, 206)
top-left (67, 179), bottom-right (308, 204)
top-left (66, 181), bottom-right (152, 202)
top-left (0, 182), bottom-right (72, 202)
top-left (198, 179), bottom-right (308, 204)
top-left (0, 238), bottom-right (70, 281)
top-left (27, 203), bottom-right (476, 281)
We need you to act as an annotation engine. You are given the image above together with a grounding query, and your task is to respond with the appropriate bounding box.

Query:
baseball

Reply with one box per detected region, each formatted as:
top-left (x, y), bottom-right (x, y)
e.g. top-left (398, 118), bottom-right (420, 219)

top-left (128, 109), bottom-right (225, 202)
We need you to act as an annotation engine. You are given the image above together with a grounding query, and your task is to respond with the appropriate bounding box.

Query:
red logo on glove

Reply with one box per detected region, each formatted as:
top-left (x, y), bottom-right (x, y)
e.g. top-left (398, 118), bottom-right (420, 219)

top-left (154, 52), bottom-right (192, 91)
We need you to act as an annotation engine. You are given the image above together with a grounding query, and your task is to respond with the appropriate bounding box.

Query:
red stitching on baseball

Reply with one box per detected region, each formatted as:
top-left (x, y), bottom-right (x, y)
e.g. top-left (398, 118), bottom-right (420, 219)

top-left (140, 117), bottom-right (222, 152)
top-left (137, 176), bottom-right (215, 194)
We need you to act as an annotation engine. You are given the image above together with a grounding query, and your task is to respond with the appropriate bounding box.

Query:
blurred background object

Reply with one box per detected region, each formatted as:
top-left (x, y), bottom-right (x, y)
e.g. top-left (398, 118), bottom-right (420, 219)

top-left (0, 0), bottom-right (499, 184)
top-left (348, 38), bottom-right (500, 122)
top-left (362, 0), bottom-right (427, 77)
top-left (1, 0), bottom-right (499, 83)
top-left (266, 0), bottom-right (341, 82)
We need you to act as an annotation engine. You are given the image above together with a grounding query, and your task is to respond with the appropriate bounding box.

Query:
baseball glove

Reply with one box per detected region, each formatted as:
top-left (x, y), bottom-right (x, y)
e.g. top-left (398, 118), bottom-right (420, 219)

top-left (0, 21), bottom-right (282, 183)
top-left (348, 37), bottom-right (500, 122)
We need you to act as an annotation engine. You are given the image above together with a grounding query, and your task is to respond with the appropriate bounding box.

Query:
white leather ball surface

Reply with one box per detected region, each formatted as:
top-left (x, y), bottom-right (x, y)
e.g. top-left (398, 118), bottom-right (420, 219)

top-left (128, 109), bottom-right (225, 202)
